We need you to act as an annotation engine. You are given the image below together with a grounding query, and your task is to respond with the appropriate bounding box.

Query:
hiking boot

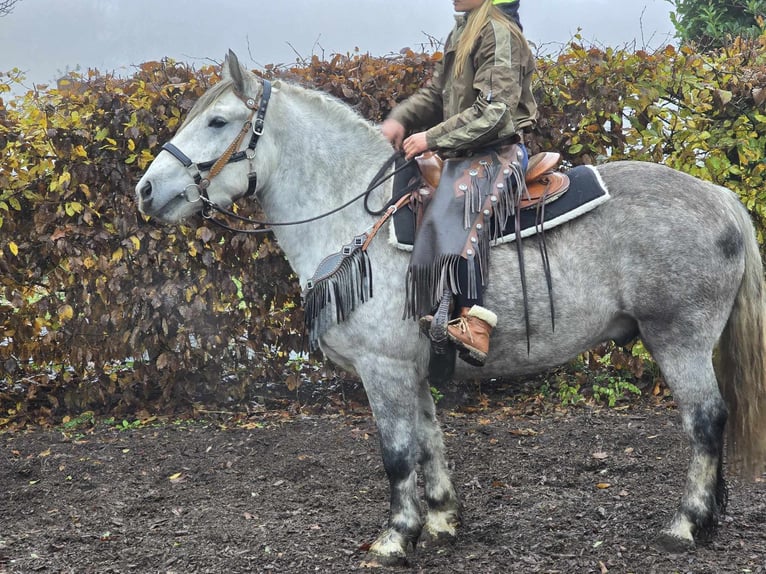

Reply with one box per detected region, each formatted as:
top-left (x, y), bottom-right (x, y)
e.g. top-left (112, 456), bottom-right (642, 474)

top-left (447, 306), bottom-right (497, 367)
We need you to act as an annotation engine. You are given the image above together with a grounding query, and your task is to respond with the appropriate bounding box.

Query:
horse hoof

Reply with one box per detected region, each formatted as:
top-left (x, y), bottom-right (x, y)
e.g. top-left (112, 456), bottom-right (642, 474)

top-left (419, 528), bottom-right (457, 548)
top-left (360, 553), bottom-right (410, 568)
top-left (654, 531), bottom-right (695, 553)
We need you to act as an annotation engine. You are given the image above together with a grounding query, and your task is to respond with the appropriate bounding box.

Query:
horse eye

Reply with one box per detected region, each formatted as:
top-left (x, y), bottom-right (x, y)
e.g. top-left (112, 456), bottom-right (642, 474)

top-left (208, 117), bottom-right (227, 128)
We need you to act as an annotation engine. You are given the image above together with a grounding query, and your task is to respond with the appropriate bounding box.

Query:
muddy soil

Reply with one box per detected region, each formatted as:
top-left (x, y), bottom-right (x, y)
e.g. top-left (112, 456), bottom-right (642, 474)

top-left (1, 383), bottom-right (765, 573)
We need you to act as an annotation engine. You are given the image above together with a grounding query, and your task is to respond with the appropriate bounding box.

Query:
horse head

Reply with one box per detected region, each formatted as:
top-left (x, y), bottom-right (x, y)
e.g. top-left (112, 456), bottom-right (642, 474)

top-left (136, 51), bottom-right (271, 223)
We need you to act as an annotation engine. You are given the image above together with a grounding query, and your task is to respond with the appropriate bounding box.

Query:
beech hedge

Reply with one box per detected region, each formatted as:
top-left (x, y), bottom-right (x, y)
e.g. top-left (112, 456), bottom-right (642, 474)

top-left (1, 36), bottom-right (765, 423)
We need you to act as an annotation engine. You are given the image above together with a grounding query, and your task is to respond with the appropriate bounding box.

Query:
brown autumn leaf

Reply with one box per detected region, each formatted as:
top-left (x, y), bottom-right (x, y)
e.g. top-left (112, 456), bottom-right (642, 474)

top-left (510, 428), bottom-right (539, 436)
top-left (285, 374), bottom-right (300, 392)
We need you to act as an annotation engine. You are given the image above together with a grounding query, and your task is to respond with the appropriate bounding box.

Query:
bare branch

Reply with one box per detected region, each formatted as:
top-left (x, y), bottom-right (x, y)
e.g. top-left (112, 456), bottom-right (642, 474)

top-left (0, 0), bottom-right (18, 17)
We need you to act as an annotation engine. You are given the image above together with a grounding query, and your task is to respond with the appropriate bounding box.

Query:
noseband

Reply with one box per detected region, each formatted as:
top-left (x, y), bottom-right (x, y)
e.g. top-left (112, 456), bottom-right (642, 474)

top-left (161, 80), bottom-right (272, 214)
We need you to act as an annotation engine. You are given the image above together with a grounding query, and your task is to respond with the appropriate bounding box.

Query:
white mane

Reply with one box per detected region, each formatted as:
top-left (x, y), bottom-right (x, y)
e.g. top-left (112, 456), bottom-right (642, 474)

top-left (275, 79), bottom-right (385, 145)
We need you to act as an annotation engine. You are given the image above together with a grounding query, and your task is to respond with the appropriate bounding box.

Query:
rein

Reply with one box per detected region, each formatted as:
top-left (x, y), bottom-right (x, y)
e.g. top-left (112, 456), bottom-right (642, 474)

top-left (160, 79), bottom-right (419, 348)
top-left (199, 151), bottom-right (413, 234)
top-left (161, 78), bottom-right (413, 233)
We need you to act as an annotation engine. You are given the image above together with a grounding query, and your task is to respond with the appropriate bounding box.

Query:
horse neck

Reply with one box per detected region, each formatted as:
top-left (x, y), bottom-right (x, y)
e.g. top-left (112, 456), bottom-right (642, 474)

top-left (256, 86), bottom-right (395, 283)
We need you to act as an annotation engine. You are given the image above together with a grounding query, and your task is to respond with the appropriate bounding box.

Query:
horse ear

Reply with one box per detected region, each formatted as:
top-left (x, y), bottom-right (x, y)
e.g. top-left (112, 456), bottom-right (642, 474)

top-left (223, 50), bottom-right (246, 94)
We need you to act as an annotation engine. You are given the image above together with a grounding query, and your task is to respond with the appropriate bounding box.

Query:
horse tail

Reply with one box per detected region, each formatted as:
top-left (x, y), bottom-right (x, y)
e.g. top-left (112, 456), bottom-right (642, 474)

top-left (717, 198), bottom-right (766, 477)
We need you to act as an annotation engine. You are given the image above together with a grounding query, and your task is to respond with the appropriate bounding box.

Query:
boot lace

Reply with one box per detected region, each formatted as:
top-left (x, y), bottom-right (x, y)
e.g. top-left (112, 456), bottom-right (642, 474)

top-left (448, 316), bottom-right (474, 343)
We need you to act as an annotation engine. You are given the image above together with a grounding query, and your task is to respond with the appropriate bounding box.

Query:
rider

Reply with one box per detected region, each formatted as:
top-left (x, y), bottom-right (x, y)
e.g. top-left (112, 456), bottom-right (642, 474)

top-left (381, 0), bottom-right (537, 367)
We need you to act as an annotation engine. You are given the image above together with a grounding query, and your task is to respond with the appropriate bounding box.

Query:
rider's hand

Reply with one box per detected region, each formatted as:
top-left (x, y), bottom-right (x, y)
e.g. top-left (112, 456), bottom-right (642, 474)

top-left (402, 132), bottom-right (429, 160)
top-left (381, 119), bottom-right (406, 149)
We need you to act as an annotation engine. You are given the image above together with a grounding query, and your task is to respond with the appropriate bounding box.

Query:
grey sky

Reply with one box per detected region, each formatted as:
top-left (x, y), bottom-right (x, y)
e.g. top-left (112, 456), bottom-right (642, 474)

top-left (1, 0), bottom-right (676, 89)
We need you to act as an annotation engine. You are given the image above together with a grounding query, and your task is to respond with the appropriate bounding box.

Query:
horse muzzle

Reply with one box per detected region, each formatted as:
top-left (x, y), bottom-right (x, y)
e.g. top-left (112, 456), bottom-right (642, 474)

top-left (136, 180), bottom-right (201, 223)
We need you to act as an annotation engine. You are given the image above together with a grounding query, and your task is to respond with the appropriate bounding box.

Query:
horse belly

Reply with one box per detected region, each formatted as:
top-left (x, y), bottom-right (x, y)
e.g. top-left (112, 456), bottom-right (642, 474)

top-left (468, 228), bottom-right (627, 378)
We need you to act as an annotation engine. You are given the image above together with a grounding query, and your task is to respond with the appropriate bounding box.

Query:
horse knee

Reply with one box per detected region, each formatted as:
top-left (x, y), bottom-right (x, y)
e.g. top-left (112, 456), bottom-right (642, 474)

top-left (381, 444), bottom-right (416, 482)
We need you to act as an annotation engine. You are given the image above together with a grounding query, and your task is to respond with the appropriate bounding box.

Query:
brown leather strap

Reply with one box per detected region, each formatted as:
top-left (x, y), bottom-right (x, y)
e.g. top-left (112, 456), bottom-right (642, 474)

top-left (362, 194), bottom-right (411, 251)
top-left (206, 113), bottom-right (257, 181)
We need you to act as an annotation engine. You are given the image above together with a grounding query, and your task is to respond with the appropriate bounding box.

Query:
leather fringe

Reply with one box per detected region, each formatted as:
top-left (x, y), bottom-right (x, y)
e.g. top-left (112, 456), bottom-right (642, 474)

top-left (303, 238), bottom-right (372, 351)
top-left (404, 253), bottom-right (463, 320)
top-left (404, 153), bottom-right (528, 320)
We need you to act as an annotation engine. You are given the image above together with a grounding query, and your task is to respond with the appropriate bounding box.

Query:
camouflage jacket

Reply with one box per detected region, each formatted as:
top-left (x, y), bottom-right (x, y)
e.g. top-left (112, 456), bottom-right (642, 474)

top-left (388, 15), bottom-right (537, 152)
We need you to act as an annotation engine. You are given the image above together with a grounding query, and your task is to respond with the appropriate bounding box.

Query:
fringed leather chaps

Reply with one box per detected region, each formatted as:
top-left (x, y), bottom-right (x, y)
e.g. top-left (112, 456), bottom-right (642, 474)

top-left (405, 144), bottom-right (526, 319)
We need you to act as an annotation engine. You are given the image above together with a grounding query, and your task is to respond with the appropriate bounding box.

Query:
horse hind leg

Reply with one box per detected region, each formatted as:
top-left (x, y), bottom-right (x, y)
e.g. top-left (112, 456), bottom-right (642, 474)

top-left (650, 349), bottom-right (728, 551)
top-left (416, 377), bottom-right (462, 546)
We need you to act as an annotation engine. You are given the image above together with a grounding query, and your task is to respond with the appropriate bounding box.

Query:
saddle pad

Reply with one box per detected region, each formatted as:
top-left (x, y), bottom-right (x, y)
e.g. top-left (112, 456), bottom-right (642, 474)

top-left (390, 157), bottom-right (422, 247)
top-left (391, 164), bottom-right (610, 250)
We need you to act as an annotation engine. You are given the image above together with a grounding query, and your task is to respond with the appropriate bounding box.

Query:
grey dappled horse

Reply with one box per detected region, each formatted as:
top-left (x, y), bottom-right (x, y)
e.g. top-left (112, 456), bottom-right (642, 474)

top-left (136, 52), bottom-right (766, 566)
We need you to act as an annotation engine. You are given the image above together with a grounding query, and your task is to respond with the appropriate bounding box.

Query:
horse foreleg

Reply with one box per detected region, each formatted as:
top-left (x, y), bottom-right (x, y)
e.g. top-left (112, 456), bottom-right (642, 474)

top-left (416, 377), bottom-right (462, 545)
top-left (359, 362), bottom-right (424, 567)
top-left (653, 353), bottom-right (728, 551)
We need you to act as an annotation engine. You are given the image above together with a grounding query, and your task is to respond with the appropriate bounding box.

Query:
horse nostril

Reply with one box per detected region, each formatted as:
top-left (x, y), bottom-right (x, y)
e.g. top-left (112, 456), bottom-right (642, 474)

top-left (140, 181), bottom-right (153, 200)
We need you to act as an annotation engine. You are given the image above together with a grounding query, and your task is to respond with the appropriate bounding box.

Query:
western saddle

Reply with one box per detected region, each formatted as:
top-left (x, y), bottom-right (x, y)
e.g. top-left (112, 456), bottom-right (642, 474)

top-left (415, 150), bottom-right (569, 211)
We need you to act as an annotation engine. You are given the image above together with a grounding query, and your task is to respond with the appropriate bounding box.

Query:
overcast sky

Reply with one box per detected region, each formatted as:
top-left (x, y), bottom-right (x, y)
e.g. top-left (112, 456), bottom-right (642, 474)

top-left (1, 0), bottom-right (676, 89)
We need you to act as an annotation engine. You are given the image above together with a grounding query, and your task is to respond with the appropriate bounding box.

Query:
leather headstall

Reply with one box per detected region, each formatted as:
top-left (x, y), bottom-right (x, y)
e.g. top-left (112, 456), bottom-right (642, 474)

top-left (161, 80), bottom-right (272, 213)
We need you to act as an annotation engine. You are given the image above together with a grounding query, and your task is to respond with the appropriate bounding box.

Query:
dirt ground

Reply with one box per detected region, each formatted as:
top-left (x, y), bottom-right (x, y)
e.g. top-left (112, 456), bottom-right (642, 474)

top-left (2, 380), bottom-right (766, 574)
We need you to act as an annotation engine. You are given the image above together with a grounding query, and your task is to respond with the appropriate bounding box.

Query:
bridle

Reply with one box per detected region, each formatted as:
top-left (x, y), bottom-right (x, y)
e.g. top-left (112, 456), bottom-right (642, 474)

top-left (160, 78), bottom-right (413, 234)
top-left (160, 80), bottom-right (272, 220)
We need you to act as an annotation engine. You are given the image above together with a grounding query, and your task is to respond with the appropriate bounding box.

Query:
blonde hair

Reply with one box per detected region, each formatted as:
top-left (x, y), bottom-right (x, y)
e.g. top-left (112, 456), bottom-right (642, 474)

top-left (453, 0), bottom-right (524, 78)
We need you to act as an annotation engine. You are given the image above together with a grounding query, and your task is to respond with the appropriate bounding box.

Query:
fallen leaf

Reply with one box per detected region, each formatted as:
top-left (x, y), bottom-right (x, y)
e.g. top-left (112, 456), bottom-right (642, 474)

top-left (285, 373), bottom-right (300, 392)
top-left (240, 422), bottom-right (263, 430)
top-left (57, 304), bottom-right (74, 322)
top-left (50, 228), bottom-right (68, 242)
top-left (510, 428), bottom-right (539, 436)
top-left (596, 482), bottom-right (611, 489)
top-left (592, 451), bottom-right (608, 460)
